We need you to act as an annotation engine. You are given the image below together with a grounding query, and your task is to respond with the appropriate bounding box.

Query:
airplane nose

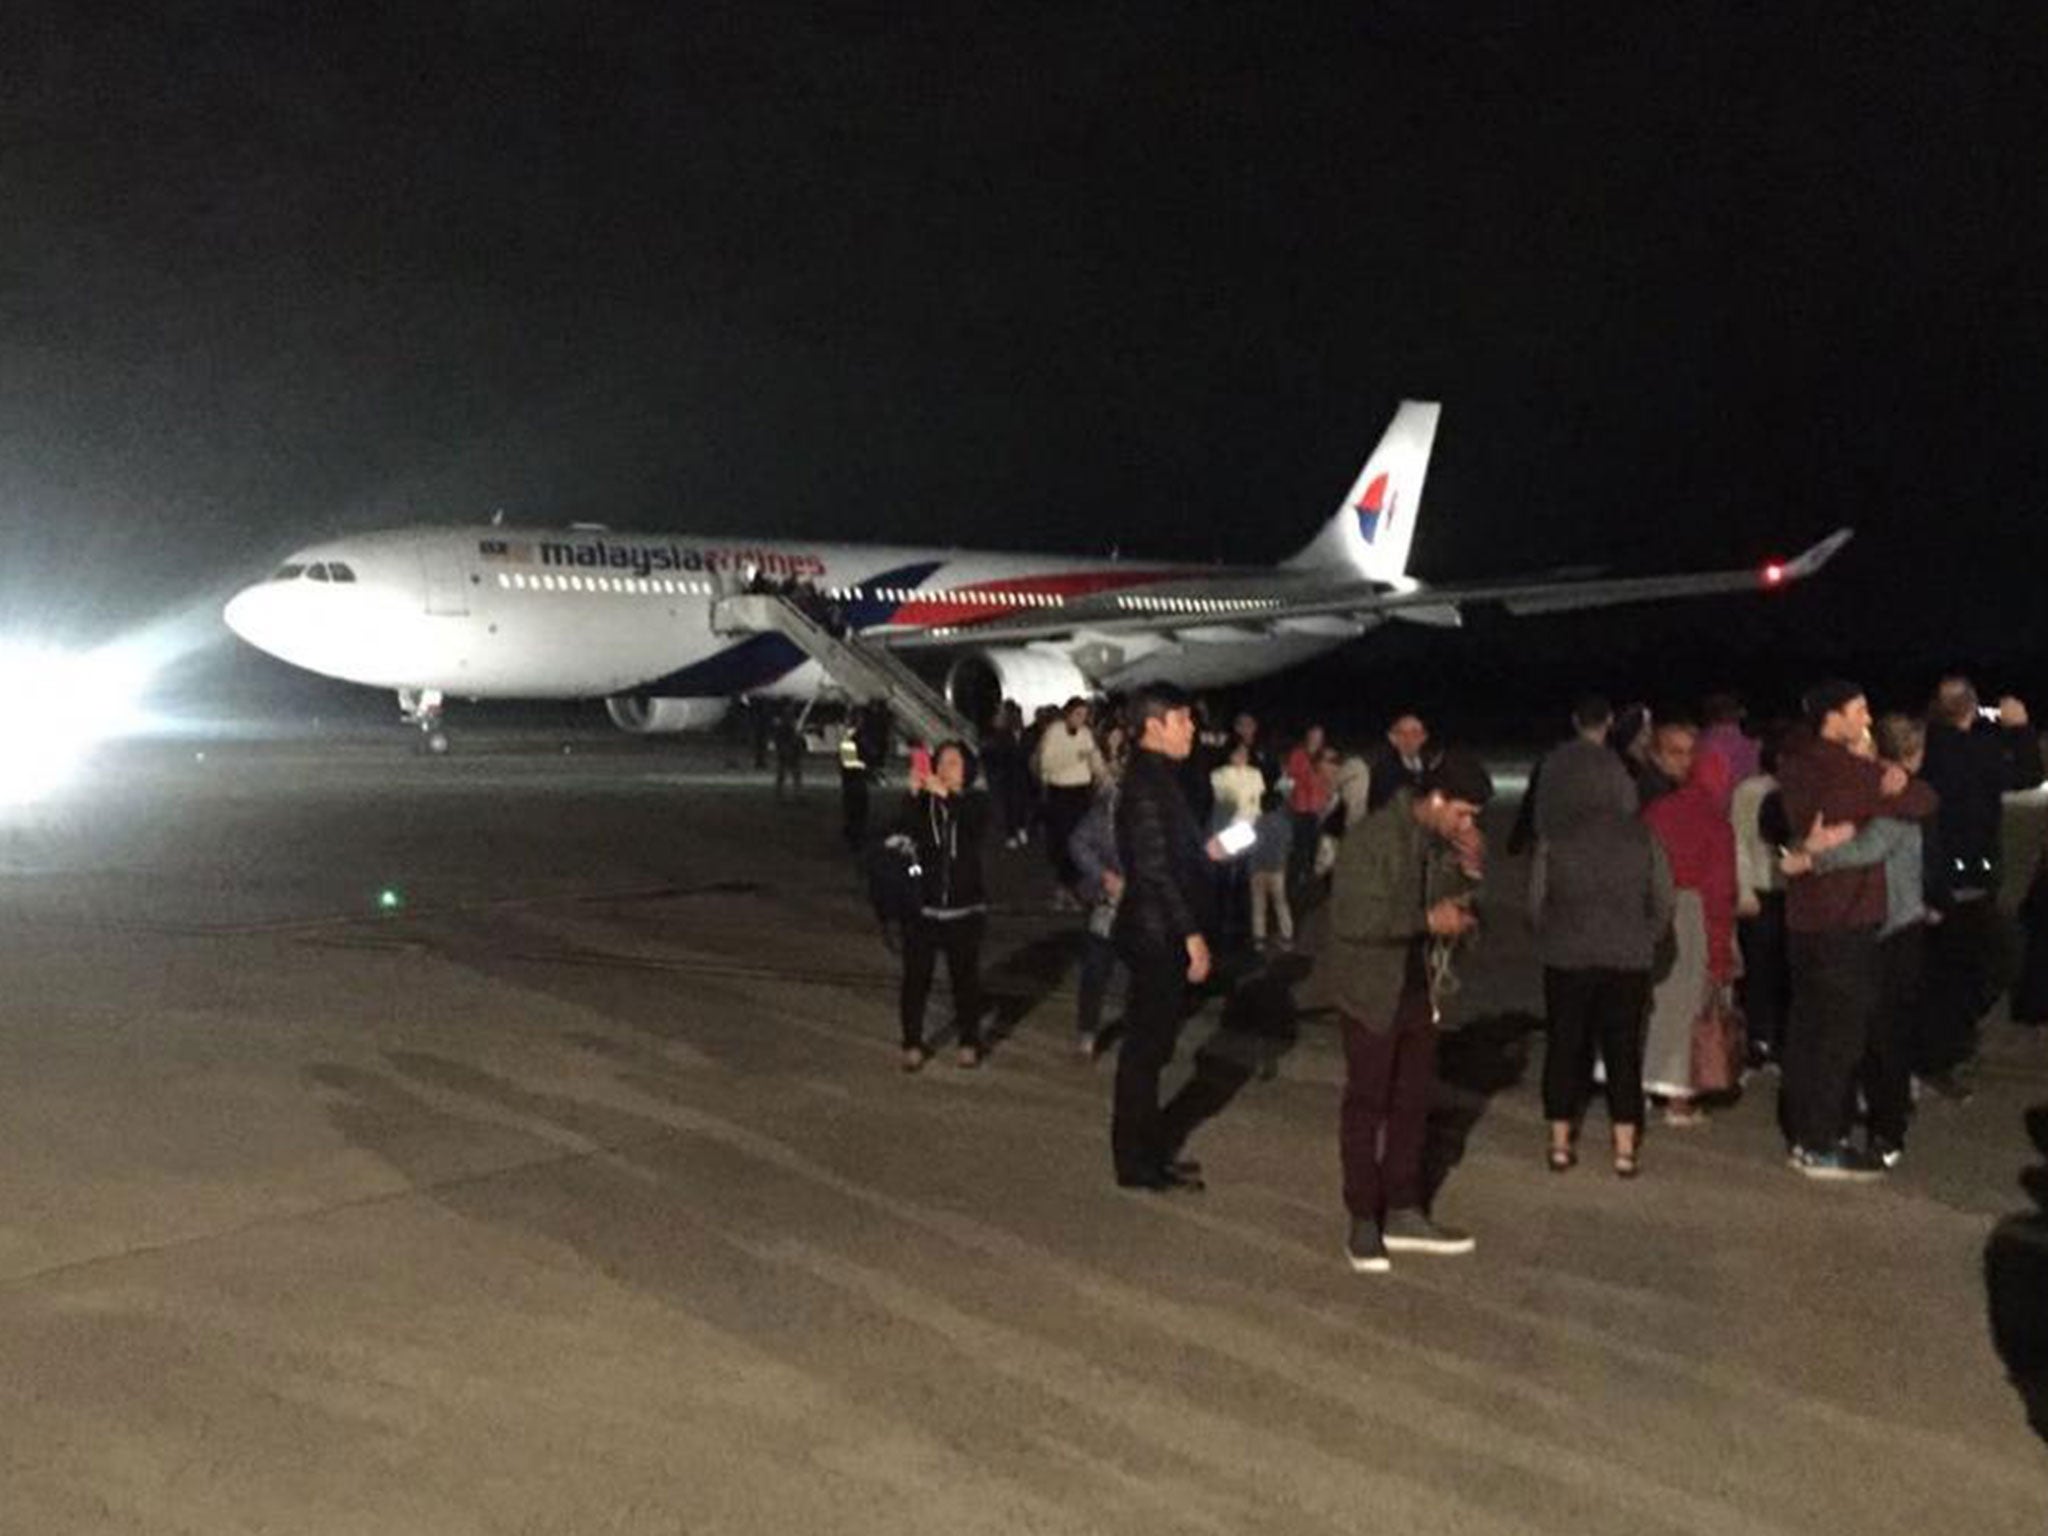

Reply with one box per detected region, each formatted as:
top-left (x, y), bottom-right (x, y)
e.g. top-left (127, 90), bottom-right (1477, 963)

top-left (223, 585), bottom-right (270, 649)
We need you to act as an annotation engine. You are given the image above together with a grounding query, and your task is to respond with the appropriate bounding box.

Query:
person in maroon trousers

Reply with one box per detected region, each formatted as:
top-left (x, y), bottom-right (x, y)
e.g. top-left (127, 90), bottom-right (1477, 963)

top-left (1321, 752), bottom-right (1493, 1274)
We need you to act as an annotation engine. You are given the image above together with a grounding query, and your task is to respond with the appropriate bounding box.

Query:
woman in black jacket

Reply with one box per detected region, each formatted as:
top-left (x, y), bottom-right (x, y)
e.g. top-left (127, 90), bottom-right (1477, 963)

top-left (897, 740), bottom-right (991, 1071)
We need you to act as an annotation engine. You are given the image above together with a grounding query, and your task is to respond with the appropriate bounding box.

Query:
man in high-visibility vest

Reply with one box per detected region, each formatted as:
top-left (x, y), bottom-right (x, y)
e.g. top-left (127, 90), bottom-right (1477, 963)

top-left (840, 717), bottom-right (870, 850)
top-left (839, 704), bottom-right (892, 850)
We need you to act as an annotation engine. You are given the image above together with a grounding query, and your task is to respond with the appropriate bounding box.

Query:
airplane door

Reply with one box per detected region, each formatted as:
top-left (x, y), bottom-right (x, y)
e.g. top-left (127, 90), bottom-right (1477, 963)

top-left (422, 548), bottom-right (471, 616)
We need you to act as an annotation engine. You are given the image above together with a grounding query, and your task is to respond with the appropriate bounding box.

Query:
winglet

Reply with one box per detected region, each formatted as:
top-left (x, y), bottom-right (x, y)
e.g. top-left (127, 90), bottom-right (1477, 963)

top-left (1779, 527), bottom-right (1854, 583)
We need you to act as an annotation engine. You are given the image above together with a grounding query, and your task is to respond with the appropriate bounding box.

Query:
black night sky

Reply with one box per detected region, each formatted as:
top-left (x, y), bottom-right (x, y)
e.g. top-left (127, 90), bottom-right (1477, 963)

top-left (6, 4), bottom-right (2046, 730)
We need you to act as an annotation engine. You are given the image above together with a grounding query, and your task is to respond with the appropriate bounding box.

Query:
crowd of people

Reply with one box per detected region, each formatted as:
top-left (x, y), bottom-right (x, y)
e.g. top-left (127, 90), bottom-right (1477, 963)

top-left (820, 671), bottom-right (2047, 1273)
top-left (1532, 679), bottom-right (2043, 1183)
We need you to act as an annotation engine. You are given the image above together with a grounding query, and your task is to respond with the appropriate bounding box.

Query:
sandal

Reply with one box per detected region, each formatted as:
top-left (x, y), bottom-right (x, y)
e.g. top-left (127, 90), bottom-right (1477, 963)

top-left (955, 1045), bottom-right (982, 1069)
top-left (1613, 1131), bottom-right (1641, 1179)
top-left (901, 1046), bottom-right (928, 1074)
top-left (1547, 1144), bottom-right (1578, 1173)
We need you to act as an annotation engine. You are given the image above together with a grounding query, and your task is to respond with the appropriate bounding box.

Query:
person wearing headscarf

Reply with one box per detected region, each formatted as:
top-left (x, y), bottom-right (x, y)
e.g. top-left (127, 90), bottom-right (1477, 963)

top-left (1640, 750), bottom-right (1739, 1126)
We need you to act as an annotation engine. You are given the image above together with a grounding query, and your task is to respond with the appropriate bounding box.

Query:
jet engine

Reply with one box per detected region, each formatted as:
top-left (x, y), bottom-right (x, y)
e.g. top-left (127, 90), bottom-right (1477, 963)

top-left (604, 697), bottom-right (732, 733)
top-left (945, 648), bottom-right (1093, 726)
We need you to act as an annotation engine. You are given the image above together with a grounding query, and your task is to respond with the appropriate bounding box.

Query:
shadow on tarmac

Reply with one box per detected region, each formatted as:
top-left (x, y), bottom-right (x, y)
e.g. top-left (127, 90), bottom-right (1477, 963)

top-left (1159, 953), bottom-right (1311, 1159)
top-left (1425, 1008), bottom-right (1541, 1207)
top-left (1985, 1102), bottom-right (2048, 1448)
top-left (981, 928), bottom-right (1086, 1050)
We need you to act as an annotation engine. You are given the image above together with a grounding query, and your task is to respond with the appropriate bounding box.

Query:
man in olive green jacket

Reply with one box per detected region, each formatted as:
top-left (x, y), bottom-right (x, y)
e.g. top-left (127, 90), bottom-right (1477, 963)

top-left (1321, 753), bottom-right (1492, 1274)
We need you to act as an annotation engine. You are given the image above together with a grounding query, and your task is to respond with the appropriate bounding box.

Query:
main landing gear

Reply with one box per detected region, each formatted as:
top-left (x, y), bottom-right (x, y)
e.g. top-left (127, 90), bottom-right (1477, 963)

top-left (397, 687), bottom-right (450, 754)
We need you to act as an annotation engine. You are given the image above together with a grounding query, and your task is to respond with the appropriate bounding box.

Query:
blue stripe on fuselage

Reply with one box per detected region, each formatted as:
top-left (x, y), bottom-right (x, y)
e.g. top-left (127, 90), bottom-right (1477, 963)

top-left (842, 560), bottom-right (944, 630)
top-left (627, 560), bottom-right (945, 697)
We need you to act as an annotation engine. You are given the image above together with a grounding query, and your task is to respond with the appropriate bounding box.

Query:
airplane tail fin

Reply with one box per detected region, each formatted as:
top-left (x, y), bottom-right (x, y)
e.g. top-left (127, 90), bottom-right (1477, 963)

top-left (1285, 400), bottom-right (1442, 583)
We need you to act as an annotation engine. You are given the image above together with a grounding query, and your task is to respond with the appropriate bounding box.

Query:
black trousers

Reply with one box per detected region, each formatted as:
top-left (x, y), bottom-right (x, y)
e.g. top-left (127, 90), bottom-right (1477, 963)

top-left (2017, 862), bottom-right (2048, 1024)
top-left (1783, 926), bottom-right (1882, 1152)
top-left (1736, 892), bottom-right (1790, 1057)
top-left (1541, 966), bottom-right (1651, 1128)
top-left (840, 768), bottom-right (870, 849)
top-left (992, 765), bottom-right (1033, 842)
top-left (1212, 858), bottom-right (1250, 950)
top-left (900, 912), bottom-right (985, 1051)
top-left (1916, 895), bottom-right (1998, 1075)
top-left (1288, 811), bottom-right (1322, 896)
top-left (1076, 930), bottom-right (1120, 1038)
top-left (1112, 944), bottom-right (1193, 1178)
top-left (1863, 926), bottom-right (1924, 1146)
top-left (1044, 784), bottom-right (1093, 887)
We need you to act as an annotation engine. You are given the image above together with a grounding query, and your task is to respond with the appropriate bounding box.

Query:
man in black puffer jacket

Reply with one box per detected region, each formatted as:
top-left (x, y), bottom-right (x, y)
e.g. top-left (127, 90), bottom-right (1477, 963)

top-left (1111, 683), bottom-right (1219, 1192)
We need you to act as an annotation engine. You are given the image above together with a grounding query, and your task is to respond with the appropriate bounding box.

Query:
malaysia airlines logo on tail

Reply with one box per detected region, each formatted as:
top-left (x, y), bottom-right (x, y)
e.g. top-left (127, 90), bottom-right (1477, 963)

top-left (1354, 474), bottom-right (1398, 546)
top-left (1284, 400), bottom-right (1437, 580)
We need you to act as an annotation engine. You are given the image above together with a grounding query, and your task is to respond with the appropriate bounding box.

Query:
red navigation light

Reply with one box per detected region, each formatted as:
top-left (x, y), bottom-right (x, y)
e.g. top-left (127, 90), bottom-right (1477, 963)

top-left (1761, 561), bottom-right (1786, 587)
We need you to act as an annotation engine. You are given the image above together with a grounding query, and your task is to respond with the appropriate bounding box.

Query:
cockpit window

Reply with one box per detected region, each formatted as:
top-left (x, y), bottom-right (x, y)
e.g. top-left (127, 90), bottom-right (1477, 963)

top-left (328, 563), bottom-right (357, 583)
top-left (307, 563), bottom-right (331, 582)
top-left (271, 563), bottom-right (305, 582)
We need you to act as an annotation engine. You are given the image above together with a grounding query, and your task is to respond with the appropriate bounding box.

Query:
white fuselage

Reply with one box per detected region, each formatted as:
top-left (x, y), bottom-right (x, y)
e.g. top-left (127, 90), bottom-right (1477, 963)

top-left (222, 526), bottom-right (1360, 707)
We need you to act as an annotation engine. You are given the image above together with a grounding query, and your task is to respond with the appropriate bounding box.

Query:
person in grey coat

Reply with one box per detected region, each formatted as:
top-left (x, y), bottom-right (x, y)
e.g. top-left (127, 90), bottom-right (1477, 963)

top-left (1530, 732), bottom-right (1674, 1177)
top-left (1067, 779), bottom-right (1124, 1059)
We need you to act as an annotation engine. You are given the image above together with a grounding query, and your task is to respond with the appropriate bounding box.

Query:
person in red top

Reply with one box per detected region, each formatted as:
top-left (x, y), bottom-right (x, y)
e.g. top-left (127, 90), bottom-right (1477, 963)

top-left (1640, 748), bottom-right (1739, 1125)
top-left (1283, 723), bottom-right (1331, 898)
top-left (1644, 752), bottom-right (1740, 974)
top-left (1776, 680), bottom-right (1939, 1180)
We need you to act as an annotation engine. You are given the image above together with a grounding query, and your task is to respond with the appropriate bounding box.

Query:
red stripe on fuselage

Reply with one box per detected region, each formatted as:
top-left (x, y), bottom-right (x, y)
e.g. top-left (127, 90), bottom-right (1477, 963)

top-left (886, 568), bottom-right (1187, 629)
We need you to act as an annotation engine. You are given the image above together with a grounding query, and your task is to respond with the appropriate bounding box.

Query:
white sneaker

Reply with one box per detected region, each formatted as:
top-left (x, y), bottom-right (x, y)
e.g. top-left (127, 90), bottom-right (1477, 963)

top-left (1345, 1218), bottom-right (1391, 1274)
top-left (1382, 1208), bottom-right (1476, 1255)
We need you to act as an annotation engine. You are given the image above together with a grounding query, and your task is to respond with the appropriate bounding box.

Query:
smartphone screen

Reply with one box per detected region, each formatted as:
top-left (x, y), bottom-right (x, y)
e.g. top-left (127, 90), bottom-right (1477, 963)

top-left (1217, 822), bottom-right (1257, 855)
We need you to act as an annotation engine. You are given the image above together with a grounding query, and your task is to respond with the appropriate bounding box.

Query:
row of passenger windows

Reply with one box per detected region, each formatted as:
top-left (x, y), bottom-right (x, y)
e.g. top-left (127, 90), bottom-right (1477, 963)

top-left (830, 587), bottom-right (1067, 608)
top-left (491, 573), bottom-right (1066, 606)
top-left (266, 563), bottom-right (1241, 613)
top-left (496, 573), bottom-right (718, 595)
top-left (1115, 593), bottom-right (1278, 614)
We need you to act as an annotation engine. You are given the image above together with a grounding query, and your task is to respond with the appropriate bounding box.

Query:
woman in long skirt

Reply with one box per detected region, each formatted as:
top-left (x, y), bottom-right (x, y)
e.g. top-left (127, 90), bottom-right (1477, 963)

top-left (1641, 750), bottom-right (1738, 1126)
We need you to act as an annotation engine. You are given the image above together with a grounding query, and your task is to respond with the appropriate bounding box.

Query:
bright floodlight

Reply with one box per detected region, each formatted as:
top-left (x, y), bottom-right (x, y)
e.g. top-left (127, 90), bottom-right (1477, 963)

top-left (0, 642), bottom-right (153, 806)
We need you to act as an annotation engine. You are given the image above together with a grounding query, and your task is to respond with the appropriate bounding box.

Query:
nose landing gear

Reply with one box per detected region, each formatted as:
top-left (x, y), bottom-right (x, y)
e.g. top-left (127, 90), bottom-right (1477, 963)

top-left (397, 688), bottom-right (449, 754)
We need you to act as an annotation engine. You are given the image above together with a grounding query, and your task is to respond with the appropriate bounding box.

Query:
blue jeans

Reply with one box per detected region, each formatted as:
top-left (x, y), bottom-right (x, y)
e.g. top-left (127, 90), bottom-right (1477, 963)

top-left (1077, 930), bottom-right (1120, 1038)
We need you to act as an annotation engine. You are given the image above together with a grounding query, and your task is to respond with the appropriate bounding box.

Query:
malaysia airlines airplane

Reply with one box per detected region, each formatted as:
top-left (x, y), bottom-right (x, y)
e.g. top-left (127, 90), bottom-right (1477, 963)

top-left (222, 402), bottom-right (1851, 741)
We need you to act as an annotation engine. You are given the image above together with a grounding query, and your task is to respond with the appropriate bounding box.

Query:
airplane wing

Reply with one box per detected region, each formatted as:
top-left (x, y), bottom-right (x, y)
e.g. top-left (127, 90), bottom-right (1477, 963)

top-left (877, 528), bottom-right (1853, 651)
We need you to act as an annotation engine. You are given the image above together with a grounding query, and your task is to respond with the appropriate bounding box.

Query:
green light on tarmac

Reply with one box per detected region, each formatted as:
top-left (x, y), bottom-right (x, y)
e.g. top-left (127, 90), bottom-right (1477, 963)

top-left (377, 887), bottom-right (404, 912)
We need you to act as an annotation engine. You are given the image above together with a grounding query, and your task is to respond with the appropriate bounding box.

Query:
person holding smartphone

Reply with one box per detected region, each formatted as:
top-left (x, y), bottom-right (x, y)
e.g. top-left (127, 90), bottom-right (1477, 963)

top-left (1919, 677), bottom-right (2041, 1086)
top-left (896, 741), bottom-right (991, 1073)
top-left (1322, 753), bottom-right (1493, 1272)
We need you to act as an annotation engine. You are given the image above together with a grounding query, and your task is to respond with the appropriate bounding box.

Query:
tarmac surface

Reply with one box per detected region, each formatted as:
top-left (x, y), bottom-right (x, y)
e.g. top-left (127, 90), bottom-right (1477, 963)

top-left (0, 729), bottom-right (2043, 1534)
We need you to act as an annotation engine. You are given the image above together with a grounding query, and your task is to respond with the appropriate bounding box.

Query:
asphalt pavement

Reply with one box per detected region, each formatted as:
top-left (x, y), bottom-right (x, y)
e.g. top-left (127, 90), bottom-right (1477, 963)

top-left (0, 731), bottom-right (2042, 1534)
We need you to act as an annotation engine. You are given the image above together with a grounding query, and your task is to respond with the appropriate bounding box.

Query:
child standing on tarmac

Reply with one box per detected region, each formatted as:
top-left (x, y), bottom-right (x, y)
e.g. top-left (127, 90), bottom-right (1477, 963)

top-left (1249, 790), bottom-right (1295, 950)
